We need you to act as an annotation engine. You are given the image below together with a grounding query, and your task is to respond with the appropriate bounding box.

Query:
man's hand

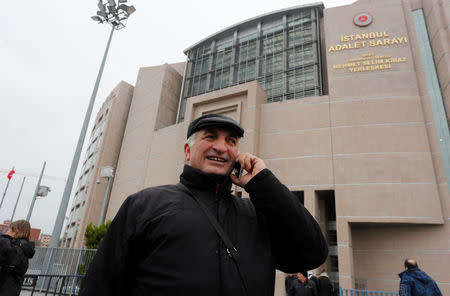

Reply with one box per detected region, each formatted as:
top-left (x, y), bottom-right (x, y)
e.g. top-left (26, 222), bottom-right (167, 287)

top-left (230, 153), bottom-right (266, 187)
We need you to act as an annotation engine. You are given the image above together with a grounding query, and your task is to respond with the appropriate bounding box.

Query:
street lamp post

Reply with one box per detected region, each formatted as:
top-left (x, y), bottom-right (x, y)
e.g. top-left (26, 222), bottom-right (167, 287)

top-left (26, 161), bottom-right (46, 221)
top-left (97, 166), bottom-right (114, 225)
top-left (47, 0), bottom-right (135, 249)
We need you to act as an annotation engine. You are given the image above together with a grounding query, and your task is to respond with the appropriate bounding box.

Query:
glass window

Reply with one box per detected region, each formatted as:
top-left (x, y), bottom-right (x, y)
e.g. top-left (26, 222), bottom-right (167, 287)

top-left (288, 22), bottom-right (313, 47)
top-left (178, 7), bottom-right (323, 122)
top-left (288, 44), bottom-right (314, 69)
top-left (262, 31), bottom-right (283, 55)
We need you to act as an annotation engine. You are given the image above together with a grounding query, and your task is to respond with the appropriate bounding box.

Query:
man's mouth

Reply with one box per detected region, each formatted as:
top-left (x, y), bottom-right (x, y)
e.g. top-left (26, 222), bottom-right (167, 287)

top-left (206, 156), bottom-right (227, 162)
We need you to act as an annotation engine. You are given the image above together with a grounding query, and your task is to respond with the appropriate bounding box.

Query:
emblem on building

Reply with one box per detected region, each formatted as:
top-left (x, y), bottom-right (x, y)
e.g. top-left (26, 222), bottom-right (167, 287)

top-left (353, 12), bottom-right (373, 27)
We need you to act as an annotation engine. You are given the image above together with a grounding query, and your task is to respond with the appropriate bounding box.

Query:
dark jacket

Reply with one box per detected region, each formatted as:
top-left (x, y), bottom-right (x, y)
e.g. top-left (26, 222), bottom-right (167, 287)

top-left (0, 234), bottom-right (35, 296)
top-left (285, 275), bottom-right (297, 296)
top-left (290, 279), bottom-right (318, 296)
top-left (317, 273), bottom-right (334, 296)
top-left (399, 267), bottom-right (442, 296)
top-left (80, 165), bottom-right (327, 296)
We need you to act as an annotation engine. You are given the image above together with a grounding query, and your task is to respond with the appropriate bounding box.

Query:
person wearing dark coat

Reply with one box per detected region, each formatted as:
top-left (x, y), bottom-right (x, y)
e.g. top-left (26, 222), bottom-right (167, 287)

top-left (286, 274), bottom-right (298, 296)
top-left (80, 113), bottom-right (328, 296)
top-left (317, 270), bottom-right (334, 296)
top-left (289, 273), bottom-right (318, 296)
top-left (0, 220), bottom-right (35, 296)
top-left (399, 259), bottom-right (442, 296)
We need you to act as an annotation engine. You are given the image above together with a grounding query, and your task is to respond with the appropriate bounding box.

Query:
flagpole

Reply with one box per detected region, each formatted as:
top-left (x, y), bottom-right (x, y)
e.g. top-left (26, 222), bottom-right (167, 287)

top-left (0, 166), bottom-right (14, 208)
top-left (11, 176), bottom-right (26, 222)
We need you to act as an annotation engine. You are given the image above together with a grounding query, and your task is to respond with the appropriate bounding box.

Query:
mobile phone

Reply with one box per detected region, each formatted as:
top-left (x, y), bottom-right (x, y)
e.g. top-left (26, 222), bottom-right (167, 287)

top-left (233, 162), bottom-right (242, 179)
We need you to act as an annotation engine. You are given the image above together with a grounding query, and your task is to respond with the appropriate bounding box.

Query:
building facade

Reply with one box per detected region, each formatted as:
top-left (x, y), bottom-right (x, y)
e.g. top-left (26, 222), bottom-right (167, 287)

top-left (73, 0), bottom-right (449, 294)
top-left (62, 81), bottom-right (134, 248)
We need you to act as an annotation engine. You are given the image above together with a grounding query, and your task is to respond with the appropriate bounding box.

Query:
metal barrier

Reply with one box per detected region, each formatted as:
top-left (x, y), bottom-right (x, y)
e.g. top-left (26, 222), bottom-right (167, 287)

top-left (21, 274), bottom-right (83, 296)
top-left (340, 287), bottom-right (399, 296)
top-left (27, 247), bottom-right (96, 276)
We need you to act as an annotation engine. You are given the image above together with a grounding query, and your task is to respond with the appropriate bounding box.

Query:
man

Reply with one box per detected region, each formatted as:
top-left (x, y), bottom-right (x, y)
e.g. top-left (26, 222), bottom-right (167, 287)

top-left (80, 113), bottom-right (327, 296)
top-left (285, 274), bottom-right (298, 296)
top-left (399, 259), bottom-right (442, 296)
top-left (316, 269), bottom-right (334, 296)
top-left (289, 273), bottom-right (318, 296)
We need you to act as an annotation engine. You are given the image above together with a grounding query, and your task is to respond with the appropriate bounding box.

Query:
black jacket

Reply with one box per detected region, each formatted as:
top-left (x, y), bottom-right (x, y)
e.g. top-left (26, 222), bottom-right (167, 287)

top-left (0, 234), bottom-right (35, 296)
top-left (317, 274), bottom-right (334, 296)
top-left (80, 165), bottom-right (327, 296)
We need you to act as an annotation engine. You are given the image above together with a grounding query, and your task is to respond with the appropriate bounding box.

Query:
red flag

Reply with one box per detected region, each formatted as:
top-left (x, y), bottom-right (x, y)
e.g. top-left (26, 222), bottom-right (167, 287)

top-left (7, 169), bottom-right (15, 180)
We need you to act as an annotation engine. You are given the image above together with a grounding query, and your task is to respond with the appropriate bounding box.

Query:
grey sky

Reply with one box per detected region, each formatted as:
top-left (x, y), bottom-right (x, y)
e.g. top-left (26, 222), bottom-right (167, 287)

top-left (0, 0), bottom-right (356, 237)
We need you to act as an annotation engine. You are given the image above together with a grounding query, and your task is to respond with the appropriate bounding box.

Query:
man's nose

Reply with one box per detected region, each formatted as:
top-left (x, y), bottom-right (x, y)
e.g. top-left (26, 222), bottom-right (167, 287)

top-left (212, 138), bottom-right (227, 153)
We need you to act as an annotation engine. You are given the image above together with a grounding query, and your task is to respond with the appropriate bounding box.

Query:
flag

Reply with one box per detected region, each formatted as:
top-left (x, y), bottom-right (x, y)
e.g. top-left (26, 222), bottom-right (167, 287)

top-left (7, 169), bottom-right (15, 180)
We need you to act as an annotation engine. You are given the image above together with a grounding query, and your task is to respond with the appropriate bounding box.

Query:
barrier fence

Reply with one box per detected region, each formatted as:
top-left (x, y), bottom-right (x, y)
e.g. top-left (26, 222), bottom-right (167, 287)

top-left (27, 247), bottom-right (96, 276)
top-left (24, 248), bottom-right (400, 296)
top-left (340, 287), bottom-right (399, 296)
top-left (21, 274), bottom-right (83, 296)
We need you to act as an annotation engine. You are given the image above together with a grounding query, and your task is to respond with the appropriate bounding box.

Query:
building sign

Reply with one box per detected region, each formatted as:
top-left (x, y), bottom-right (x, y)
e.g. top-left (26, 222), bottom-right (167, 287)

top-left (329, 29), bottom-right (409, 73)
top-left (354, 12), bottom-right (373, 27)
top-left (328, 31), bottom-right (408, 52)
top-left (332, 53), bottom-right (407, 73)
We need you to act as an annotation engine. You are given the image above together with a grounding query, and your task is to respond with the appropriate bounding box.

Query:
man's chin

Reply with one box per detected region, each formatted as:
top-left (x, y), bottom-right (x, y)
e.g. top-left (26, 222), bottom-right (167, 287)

top-left (203, 166), bottom-right (231, 176)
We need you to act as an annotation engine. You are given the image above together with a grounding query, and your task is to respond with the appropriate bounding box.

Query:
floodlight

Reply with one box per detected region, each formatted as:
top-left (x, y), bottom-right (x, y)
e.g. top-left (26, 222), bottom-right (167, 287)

top-left (108, 5), bottom-right (117, 13)
top-left (97, 11), bottom-right (107, 18)
top-left (127, 5), bottom-right (136, 15)
top-left (98, 1), bottom-right (106, 12)
top-left (100, 166), bottom-right (114, 178)
top-left (37, 186), bottom-right (51, 197)
top-left (118, 4), bottom-right (135, 15)
top-left (91, 16), bottom-right (104, 23)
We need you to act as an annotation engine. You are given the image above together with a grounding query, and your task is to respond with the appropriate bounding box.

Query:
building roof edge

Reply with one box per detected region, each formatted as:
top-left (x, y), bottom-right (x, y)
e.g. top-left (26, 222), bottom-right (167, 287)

top-left (183, 2), bottom-right (324, 54)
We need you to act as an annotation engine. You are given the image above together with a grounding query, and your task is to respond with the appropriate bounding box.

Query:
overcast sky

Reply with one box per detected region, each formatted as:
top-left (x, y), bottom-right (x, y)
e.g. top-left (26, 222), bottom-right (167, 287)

top-left (0, 0), bottom-right (356, 238)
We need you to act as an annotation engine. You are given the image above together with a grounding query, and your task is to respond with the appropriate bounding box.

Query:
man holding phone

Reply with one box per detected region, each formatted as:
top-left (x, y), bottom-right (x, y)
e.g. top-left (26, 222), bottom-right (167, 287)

top-left (80, 113), bottom-right (327, 296)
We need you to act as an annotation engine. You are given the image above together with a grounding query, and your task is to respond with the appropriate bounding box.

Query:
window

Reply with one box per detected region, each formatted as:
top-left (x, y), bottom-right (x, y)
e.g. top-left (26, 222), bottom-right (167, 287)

top-left (178, 7), bottom-right (323, 122)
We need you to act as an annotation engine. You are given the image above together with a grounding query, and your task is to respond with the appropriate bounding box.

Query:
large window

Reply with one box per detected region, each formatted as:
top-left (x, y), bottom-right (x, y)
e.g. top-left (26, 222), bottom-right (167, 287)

top-left (178, 6), bottom-right (323, 122)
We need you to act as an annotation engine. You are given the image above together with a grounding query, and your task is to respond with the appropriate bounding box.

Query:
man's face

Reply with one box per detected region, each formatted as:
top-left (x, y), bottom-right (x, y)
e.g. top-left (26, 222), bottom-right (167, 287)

top-left (297, 273), bottom-right (307, 284)
top-left (184, 127), bottom-right (239, 175)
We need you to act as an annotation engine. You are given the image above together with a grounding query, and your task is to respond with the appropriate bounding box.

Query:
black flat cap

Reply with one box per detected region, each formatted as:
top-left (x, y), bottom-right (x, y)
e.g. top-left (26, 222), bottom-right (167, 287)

top-left (187, 113), bottom-right (244, 139)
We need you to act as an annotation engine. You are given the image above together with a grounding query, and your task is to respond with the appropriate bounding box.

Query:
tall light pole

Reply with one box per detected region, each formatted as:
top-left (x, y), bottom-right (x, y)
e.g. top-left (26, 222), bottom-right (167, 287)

top-left (48, 0), bottom-right (136, 249)
top-left (97, 166), bottom-right (114, 225)
top-left (26, 161), bottom-right (46, 221)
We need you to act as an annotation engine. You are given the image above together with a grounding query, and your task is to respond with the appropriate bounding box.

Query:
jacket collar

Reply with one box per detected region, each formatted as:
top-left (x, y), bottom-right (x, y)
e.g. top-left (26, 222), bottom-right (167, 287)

top-left (399, 267), bottom-right (419, 278)
top-left (180, 165), bottom-right (233, 196)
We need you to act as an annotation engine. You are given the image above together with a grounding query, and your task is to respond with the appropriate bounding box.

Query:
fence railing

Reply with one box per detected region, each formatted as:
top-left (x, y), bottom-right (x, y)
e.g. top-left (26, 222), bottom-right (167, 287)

top-left (340, 287), bottom-right (399, 296)
top-left (21, 274), bottom-right (83, 296)
top-left (27, 247), bottom-right (96, 276)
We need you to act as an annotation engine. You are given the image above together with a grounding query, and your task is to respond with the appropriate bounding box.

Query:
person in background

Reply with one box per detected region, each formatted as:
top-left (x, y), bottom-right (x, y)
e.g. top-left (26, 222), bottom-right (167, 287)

top-left (285, 273), bottom-right (297, 296)
top-left (399, 259), bottom-right (442, 296)
top-left (0, 220), bottom-right (36, 296)
top-left (290, 272), bottom-right (318, 296)
top-left (317, 269), bottom-right (334, 296)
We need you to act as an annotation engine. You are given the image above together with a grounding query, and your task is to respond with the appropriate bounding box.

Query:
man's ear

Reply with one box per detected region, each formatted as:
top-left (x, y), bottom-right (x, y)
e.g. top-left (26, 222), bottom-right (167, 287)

top-left (184, 143), bottom-right (191, 161)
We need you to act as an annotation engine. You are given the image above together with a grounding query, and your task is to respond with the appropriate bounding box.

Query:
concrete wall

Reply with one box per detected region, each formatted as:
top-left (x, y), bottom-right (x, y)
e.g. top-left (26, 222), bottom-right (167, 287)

top-left (107, 63), bottom-right (184, 219)
top-left (70, 81), bottom-right (134, 248)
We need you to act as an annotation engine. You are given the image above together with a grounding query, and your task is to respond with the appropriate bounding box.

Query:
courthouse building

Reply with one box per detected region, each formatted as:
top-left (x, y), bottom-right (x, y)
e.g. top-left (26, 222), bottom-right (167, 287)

top-left (65, 0), bottom-right (450, 293)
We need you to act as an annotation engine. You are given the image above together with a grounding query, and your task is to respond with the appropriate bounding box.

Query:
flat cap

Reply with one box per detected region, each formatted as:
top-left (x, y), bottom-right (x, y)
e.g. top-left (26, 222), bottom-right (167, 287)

top-left (187, 113), bottom-right (244, 139)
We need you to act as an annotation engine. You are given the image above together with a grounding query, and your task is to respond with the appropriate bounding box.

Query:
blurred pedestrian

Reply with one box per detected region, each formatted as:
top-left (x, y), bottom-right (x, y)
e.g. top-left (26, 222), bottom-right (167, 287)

top-left (286, 273), bottom-right (297, 296)
top-left (0, 220), bottom-right (35, 296)
top-left (399, 259), bottom-right (442, 296)
top-left (290, 272), bottom-right (318, 296)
